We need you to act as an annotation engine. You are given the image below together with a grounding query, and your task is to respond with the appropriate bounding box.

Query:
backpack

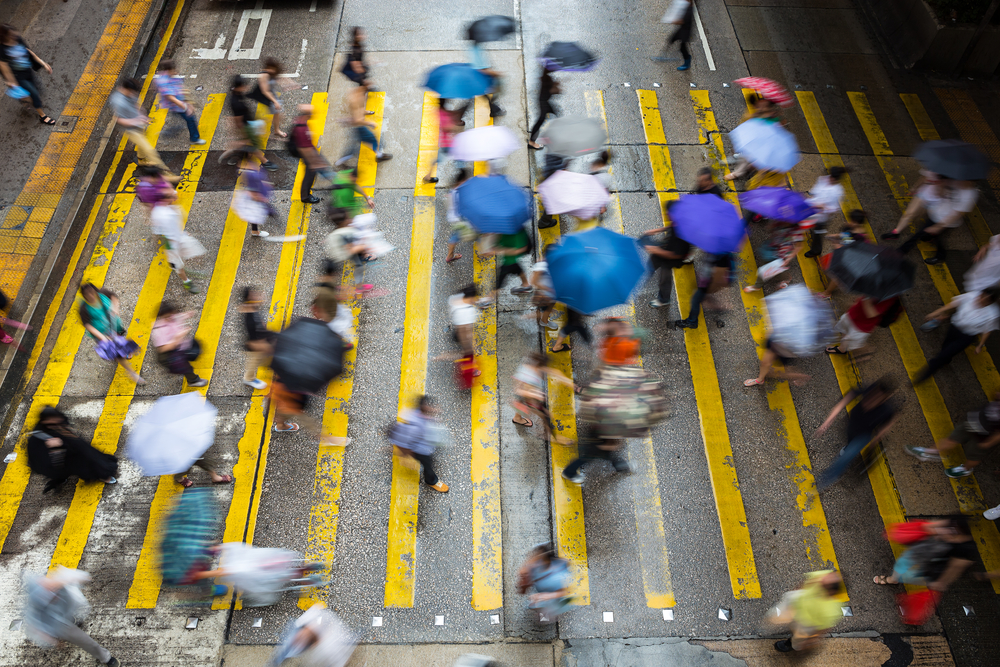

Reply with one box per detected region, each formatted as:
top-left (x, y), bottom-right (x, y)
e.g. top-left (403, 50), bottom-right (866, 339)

top-left (286, 123), bottom-right (307, 159)
top-left (878, 299), bottom-right (903, 328)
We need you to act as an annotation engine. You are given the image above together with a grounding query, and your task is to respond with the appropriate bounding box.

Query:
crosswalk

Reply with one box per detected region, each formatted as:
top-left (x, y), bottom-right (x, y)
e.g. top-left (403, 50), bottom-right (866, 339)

top-left (2, 72), bottom-right (1000, 632)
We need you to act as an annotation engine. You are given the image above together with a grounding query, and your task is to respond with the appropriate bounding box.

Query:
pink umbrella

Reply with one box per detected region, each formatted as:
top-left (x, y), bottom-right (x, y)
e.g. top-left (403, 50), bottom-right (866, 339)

top-left (537, 170), bottom-right (610, 219)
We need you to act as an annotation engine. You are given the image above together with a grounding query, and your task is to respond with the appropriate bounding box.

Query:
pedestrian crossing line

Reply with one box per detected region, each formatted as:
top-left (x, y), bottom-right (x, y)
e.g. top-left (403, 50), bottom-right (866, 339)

top-left (694, 89), bottom-right (843, 588)
top-left (468, 96), bottom-right (502, 610)
top-left (298, 93), bottom-right (385, 610)
top-left (639, 89), bottom-right (759, 600)
top-left (537, 219), bottom-right (590, 605)
top-left (906, 92), bottom-right (992, 248)
top-left (47, 95), bottom-right (226, 574)
top-left (0, 105), bottom-right (170, 553)
top-left (933, 88), bottom-right (1000, 216)
top-left (849, 92), bottom-right (1000, 400)
top-left (793, 92), bottom-right (910, 568)
top-left (384, 94), bottom-right (438, 609)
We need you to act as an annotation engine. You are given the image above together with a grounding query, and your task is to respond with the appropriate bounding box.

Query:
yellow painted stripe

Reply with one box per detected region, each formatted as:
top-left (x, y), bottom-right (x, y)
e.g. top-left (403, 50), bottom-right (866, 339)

top-left (900, 94), bottom-right (940, 142)
top-left (298, 93), bottom-right (383, 609)
top-left (383, 99), bottom-right (438, 608)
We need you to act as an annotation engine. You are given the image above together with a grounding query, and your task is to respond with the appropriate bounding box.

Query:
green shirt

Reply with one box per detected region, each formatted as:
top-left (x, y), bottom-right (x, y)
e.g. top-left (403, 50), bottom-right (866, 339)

top-left (497, 229), bottom-right (528, 266)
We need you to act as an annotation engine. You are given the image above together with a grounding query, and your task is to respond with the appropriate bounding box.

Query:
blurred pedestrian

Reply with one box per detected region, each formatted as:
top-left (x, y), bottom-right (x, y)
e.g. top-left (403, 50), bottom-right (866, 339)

top-left (450, 284), bottom-right (479, 360)
top-left (803, 166), bottom-right (847, 258)
top-left (915, 287), bottom-right (1000, 384)
top-left (27, 407), bottom-right (117, 493)
top-left (23, 567), bottom-right (121, 667)
top-left (550, 307), bottom-right (590, 353)
top-left (589, 149), bottom-right (612, 190)
top-left (597, 317), bottom-right (642, 366)
top-left (321, 283), bottom-right (355, 352)
top-left (267, 602), bottom-right (356, 667)
top-left (327, 165), bottom-right (373, 220)
top-left (467, 33), bottom-right (504, 117)
top-left (0, 289), bottom-right (14, 346)
top-left (152, 302), bottom-right (207, 387)
top-left (695, 166), bottom-right (722, 196)
top-left (335, 81), bottom-right (391, 167)
top-left (516, 543), bottom-right (573, 622)
top-left (220, 76), bottom-right (277, 171)
top-left (818, 209), bottom-right (871, 299)
top-left (0, 23), bottom-right (56, 125)
top-left (824, 295), bottom-right (900, 362)
top-left (389, 395), bottom-right (449, 493)
top-left (883, 177), bottom-right (978, 265)
top-left (153, 60), bottom-right (204, 145)
top-left (446, 168), bottom-right (474, 263)
top-left (476, 226), bottom-right (533, 306)
top-left (654, 0), bottom-right (694, 71)
top-left (511, 352), bottom-right (572, 444)
top-left (813, 378), bottom-right (897, 489)
top-left (248, 57), bottom-right (288, 138)
top-left (423, 97), bottom-right (464, 184)
top-left (110, 77), bottom-right (180, 183)
top-left (290, 104), bottom-right (333, 204)
top-left (562, 423), bottom-right (629, 484)
top-left (240, 287), bottom-right (273, 390)
top-left (343, 27), bottom-right (371, 87)
top-left (675, 252), bottom-right (734, 329)
top-left (235, 164), bottom-right (276, 238)
top-left (150, 189), bottom-right (204, 293)
top-left (135, 165), bottom-right (175, 214)
top-left (769, 570), bottom-right (844, 653)
top-left (528, 244), bottom-right (557, 328)
top-left (874, 517), bottom-right (975, 594)
top-left (643, 201), bottom-right (692, 310)
top-left (965, 233), bottom-right (1000, 293)
top-left (324, 212), bottom-right (373, 294)
top-left (78, 283), bottom-right (143, 384)
top-left (907, 394), bottom-right (1000, 479)
top-left (174, 448), bottom-right (231, 488)
top-left (527, 70), bottom-right (560, 150)
top-left (743, 336), bottom-right (809, 387)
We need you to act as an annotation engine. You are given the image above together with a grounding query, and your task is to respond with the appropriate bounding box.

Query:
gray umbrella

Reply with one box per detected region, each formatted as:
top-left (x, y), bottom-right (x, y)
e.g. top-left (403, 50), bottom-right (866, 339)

top-left (539, 116), bottom-right (607, 157)
top-left (467, 16), bottom-right (516, 43)
top-left (914, 139), bottom-right (991, 181)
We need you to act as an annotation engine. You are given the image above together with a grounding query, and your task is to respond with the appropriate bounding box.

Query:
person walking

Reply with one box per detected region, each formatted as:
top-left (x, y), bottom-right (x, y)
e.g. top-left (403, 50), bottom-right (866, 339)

top-left (0, 24), bottom-right (55, 125)
top-left (743, 335), bottom-right (811, 388)
top-left (343, 27), bottom-right (372, 87)
top-left (324, 211), bottom-right (373, 294)
top-left (964, 233), bottom-right (1000, 293)
top-left (516, 543), bottom-right (574, 622)
top-left (78, 283), bottom-right (143, 384)
top-left (770, 570), bottom-right (844, 653)
top-left (288, 104), bottom-right (333, 204)
top-left (235, 164), bottom-right (276, 238)
top-left (389, 395), bottom-right (449, 493)
top-left (476, 226), bottom-right (533, 306)
top-left (153, 60), bottom-right (205, 145)
top-left (27, 407), bottom-right (117, 493)
top-left (882, 176), bottom-right (978, 265)
top-left (914, 287), bottom-right (1000, 383)
top-left (653, 0), bottom-right (694, 71)
top-left (527, 70), bottom-right (561, 150)
top-left (906, 395), bottom-right (1000, 479)
top-left (813, 378), bottom-right (897, 489)
top-left (873, 517), bottom-right (975, 595)
top-left (110, 77), bottom-right (180, 183)
top-left (335, 81), bottom-right (391, 167)
top-left (642, 200), bottom-right (692, 310)
top-left (803, 166), bottom-right (847, 258)
top-left (23, 568), bottom-right (121, 666)
top-left (674, 252), bottom-right (734, 329)
top-left (327, 165), bottom-right (374, 221)
top-left (562, 422), bottom-right (630, 484)
top-left (528, 244), bottom-right (557, 328)
top-left (422, 97), bottom-right (464, 184)
top-left (220, 76), bottom-right (278, 170)
top-left (511, 352), bottom-right (573, 444)
top-left (152, 302), bottom-right (207, 387)
top-left (823, 294), bottom-right (900, 362)
top-left (150, 189), bottom-right (203, 293)
top-left (467, 33), bottom-right (505, 117)
top-left (241, 287), bottom-right (274, 390)
top-left (247, 57), bottom-right (288, 138)
top-left (445, 168), bottom-right (473, 263)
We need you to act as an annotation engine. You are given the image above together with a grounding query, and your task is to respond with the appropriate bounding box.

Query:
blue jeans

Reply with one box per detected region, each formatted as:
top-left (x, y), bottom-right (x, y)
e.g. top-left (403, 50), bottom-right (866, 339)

top-left (173, 108), bottom-right (200, 142)
top-left (15, 71), bottom-right (42, 109)
top-left (817, 433), bottom-right (871, 490)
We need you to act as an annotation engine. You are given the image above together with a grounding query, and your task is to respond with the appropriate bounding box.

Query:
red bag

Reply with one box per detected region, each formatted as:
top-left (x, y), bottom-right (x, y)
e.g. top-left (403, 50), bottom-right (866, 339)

top-left (886, 520), bottom-right (932, 545)
top-left (896, 590), bottom-right (940, 625)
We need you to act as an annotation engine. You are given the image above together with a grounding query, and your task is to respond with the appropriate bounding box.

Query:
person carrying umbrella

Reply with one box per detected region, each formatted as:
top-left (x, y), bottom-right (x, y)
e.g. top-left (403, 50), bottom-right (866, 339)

top-left (445, 168), bottom-right (474, 263)
top-left (527, 69), bottom-right (561, 150)
top-left (914, 286), bottom-right (1000, 384)
top-left (27, 407), bottom-right (118, 493)
top-left (642, 201), bottom-right (692, 310)
top-left (466, 17), bottom-right (511, 117)
top-left (882, 172), bottom-right (979, 265)
top-left (423, 97), bottom-right (465, 184)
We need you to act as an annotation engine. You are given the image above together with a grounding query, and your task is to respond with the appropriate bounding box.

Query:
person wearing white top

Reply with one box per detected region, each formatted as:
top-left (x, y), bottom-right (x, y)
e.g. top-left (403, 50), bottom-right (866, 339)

top-left (965, 234), bottom-right (1000, 293)
top-left (449, 285), bottom-right (479, 358)
top-left (916, 287), bottom-right (1000, 383)
top-left (803, 166), bottom-right (847, 258)
top-left (884, 173), bottom-right (979, 265)
top-left (149, 190), bottom-right (204, 292)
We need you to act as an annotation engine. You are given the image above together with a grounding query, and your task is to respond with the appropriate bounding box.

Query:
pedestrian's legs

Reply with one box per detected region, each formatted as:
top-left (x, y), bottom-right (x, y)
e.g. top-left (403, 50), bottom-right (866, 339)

top-left (898, 219), bottom-right (935, 255)
top-left (183, 369), bottom-right (202, 384)
top-left (488, 75), bottom-right (504, 115)
top-left (931, 228), bottom-right (948, 261)
top-left (300, 162), bottom-right (318, 201)
top-left (412, 452), bottom-right (438, 486)
top-left (919, 324), bottom-right (976, 380)
top-left (679, 40), bottom-right (691, 62)
top-left (817, 433), bottom-right (871, 489)
top-left (528, 114), bottom-right (548, 144)
top-left (124, 128), bottom-right (172, 174)
top-left (679, 287), bottom-right (707, 326)
top-left (495, 262), bottom-right (526, 293)
top-left (652, 257), bottom-right (675, 303)
top-left (116, 357), bottom-right (142, 383)
top-left (891, 197), bottom-right (927, 235)
top-left (54, 623), bottom-right (112, 663)
top-left (15, 72), bottom-right (43, 111)
top-left (244, 350), bottom-right (265, 382)
top-left (357, 126), bottom-right (379, 153)
top-left (177, 109), bottom-right (201, 142)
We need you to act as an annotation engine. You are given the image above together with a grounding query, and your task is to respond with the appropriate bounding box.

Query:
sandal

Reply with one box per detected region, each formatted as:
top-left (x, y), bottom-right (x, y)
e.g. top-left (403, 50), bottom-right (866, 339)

top-left (39, 115), bottom-right (56, 125)
top-left (274, 422), bottom-right (300, 433)
top-left (549, 342), bottom-right (571, 353)
top-left (513, 417), bottom-right (534, 427)
top-left (178, 477), bottom-right (194, 488)
top-left (743, 285), bottom-right (760, 293)
top-left (743, 378), bottom-right (764, 387)
top-left (872, 575), bottom-right (892, 585)
top-left (212, 474), bottom-right (234, 484)
top-left (446, 254), bottom-right (462, 263)
top-left (825, 346), bottom-right (846, 355)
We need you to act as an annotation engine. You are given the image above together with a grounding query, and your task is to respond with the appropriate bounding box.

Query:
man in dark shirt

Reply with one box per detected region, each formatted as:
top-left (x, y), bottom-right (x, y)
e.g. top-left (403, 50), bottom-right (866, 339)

top-left (291, 104), bottom-right (335, 204)
top-left (695, 166), bottom-right (723, 197)
top-left (642, 199), bottom-right (691, 309)
top-left (221, 76), bottom-right (277, 170)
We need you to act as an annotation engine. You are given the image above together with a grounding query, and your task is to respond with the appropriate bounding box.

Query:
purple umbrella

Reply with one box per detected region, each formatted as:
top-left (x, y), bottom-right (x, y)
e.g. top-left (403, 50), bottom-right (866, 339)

top-left (739, 187), bottom-right (816, 222)
top-left (669, 194), bottom-right (746, 254)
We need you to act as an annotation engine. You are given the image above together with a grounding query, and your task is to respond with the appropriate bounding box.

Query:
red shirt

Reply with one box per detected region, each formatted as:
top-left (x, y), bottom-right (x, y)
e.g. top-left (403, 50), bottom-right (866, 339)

top-left (847, 297), bottom-right (897, 333)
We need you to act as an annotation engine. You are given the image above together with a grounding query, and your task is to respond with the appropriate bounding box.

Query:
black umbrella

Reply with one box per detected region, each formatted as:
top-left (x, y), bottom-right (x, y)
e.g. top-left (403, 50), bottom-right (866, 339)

top-left (467, 16), bottom-right (516, 43)
top-left (827, 244), bottom-right (915, 300)
top-left (914, 139), bottom-right (991, 181)
top-left (540, 42), bottom-right (600, 72)
top-left (271, 318), bottom-right (344, 394)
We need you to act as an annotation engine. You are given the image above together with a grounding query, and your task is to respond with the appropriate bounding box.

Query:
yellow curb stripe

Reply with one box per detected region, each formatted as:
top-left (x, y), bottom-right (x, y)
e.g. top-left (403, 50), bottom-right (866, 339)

top-left (413, 92), bottom-right (440, 196)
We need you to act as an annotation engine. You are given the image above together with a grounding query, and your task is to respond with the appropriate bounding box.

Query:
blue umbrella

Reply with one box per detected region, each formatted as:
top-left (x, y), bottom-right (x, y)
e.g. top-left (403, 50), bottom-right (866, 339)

top-left (670, 194), bottom-right (747, 254)
top-left (739, 187), bottom-right (816, 222)
top-left (456, 175), bottom-right (532, 234)
top-left (547, 227), bottom-right (648, 315)
top-left (422, 63), bottom-right (494, 99)
top-left (729, 118), bottom-right (800, 172)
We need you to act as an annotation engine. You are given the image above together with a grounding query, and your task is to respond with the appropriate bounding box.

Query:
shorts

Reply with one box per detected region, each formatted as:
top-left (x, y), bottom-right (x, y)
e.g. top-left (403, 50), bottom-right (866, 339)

top-left (834, 313), bottom-right (870, 351)
top-left (160, 237), bottom-right (184, 271)
top-left (892, 549), bottom-right (927, 586)
top-left (950, 422), bottom-right (996, 463)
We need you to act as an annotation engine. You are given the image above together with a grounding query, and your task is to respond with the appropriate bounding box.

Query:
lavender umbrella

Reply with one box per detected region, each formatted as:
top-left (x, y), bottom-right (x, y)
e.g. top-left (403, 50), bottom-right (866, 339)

top-left (669, 193), bottom-right (746, 254)
top-left (739, 187), bottom-right (816, 222)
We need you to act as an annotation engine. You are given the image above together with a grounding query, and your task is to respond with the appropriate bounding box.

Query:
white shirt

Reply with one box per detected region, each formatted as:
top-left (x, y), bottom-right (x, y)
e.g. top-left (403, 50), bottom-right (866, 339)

top-left (805, 175), bottom-right (844, 218)
top-left (965, 235), bottom-right (1000, 293)
top-left (952, 291), bottom-right (1000, 336)
top-left (531, 261), bottom-right (554, 296)
top-left (449, 294), bottom-right (478, 327)
top-left (927, 185), bottom-right (978, 228)
top-left (327, 305), bottom-right (353, 342)
top-left (150, 204), bottom-right (183, 241)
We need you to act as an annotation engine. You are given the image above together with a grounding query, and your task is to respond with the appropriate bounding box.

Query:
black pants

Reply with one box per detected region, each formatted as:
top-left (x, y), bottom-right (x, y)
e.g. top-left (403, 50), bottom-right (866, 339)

top-left (301, 163), bottom-right (320, 201)
top-left (560, 308), bottom-right (592, 345)
top-left (899, 220), bottom-right (948, 261)
top-left (564, 437), bottom-right (628, 478)
top-left (496, 262), bottom-right (524, 291)
top-left (412, 452), bottom-right (438, 485)
top-left (923, 324), bottom-right (976, 379)
top-left (808, 228), bottom-right (824, 256)
top-left (677, 41), bottom-right (691, 61)
top-left (682, 287), bottom-right (708, 324)
top-left (529, 99), bottom-right (559, 143)
top-left (651, 257), bottom-right (679, 302)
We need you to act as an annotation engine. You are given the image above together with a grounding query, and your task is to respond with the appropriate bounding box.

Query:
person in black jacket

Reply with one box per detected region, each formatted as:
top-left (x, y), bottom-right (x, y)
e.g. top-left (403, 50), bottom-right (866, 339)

top-left (27, 407), bottom-right (117, 493)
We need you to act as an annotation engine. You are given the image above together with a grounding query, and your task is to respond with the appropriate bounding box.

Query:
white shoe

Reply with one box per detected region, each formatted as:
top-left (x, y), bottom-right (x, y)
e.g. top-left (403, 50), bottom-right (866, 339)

top-left (252, 231), bottom-right (270, 238)
top-left (192, 139), bottom-right (207, 146)
top-left (244, 378), bottom-right (267, 390)
top-left (985, 505), bottom-right (1000, 521)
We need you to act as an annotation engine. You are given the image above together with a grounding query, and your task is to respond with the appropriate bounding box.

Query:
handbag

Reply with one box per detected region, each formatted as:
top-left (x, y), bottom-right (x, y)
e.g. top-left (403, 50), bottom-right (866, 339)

top-left (886, 520), bottom-right (932, 545)
top-left (896, 590), bottom-right (940, 626)
top-left (183, 338), bottom-right (202, 362)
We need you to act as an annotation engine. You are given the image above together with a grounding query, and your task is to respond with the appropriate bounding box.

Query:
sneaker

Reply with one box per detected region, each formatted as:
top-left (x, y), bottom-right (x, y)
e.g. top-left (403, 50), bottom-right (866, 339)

top-left (430, 481), bottom-right (449, 492)
top-left (676, 59), bottom-right (692, 71)
top-left (562, 470), bottom-right (584, 484)
top-left (182, 280), bottom-right (199, 294)
top-left (476, 297), bottom-right (495, 309)
top-left (302, 195), bottom-right (322, 204)
top-left (104, 477), bottom-right (117, 485)
top-left (649, 298), bottom-right (667, 308)
top-left (774, 640), bottom-right (793, 653)
top-left (355, 284), bottom-right (373, 294)
top-left (924, 257), bottom-right (944, 265)
top-left (511, 286), bottom-right (533, 295)
top-left (919, 319), bottom-right (941, 332)
top-left (211, 584), bottom-right (228, 596)
top-left (542, 319), bottom-right (561, 330)
top-left (244, 378), bottom-right (267, 390)
top-left (904, 444), bottom-right (941, 462)
top-left (945, 465), bottom-right (973, 478)
top-left (881, 231), bottom-right (900, 240)
top-left (682, 256), bottom-right (695, 264)
top-left (189, 378), bottom-right (208, 388)
top-left (490, 106), bottom-right (506, 118)
top-left (130, 373), bottom-right (146, 385)
top-left (984, 505), bottom-right (1000, 521)
top-left (227, 156), bottom-right (239, 166)
top-left (252, 230), bottom-right (270, 238)
top-left (804, 250), bottom-right (820, 258)
top-left (675, 319), bottom-right (698, 329)
top-left (192, 139), bottom-right (207, 146)
top-left (106, 658), bottom-right (122, 667)
top-left (375, 153), bottom-right (393, 162)
top-left (261, 161), bottom-right (279, 172)
top-left (538, 217), bottom-right (558, 229)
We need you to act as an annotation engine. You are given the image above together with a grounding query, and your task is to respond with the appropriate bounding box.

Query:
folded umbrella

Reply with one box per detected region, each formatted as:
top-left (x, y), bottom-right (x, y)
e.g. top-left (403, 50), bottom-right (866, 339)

top-left (729, 118), bottom-right (800, 172)
top-left (739, 186), bottom-right (816, 222)
top-left (456, 175), bottom-right (532, 234)
top-left (450, 125), bottom-right (520, 162)
top-left (537, 170), bottom-right (610, 219)
top-left (540, 41), bottom-right (599, 72)
top-left (826, 243), bottom-right (915, 300)
top-left (547, 227), bottom-right (648, 314)
top-left (733, 77), bottom-right (795, 108)
top-left (422, 63), bottom-right (493, 99)
top-left (764, 284), bottom-right (837, 357)
top-left (127, 393), bottom-right (218, 476)
top-left (540, 115), bottom-right (607, 157)
top-left (467, 15), bottom-right (516, 43)
top-left (272, 318), bottom-right (345, 394)
top-left (669, 193), bottom-right (746, 254)
top-left (914, 139), bottom-right (991, 181)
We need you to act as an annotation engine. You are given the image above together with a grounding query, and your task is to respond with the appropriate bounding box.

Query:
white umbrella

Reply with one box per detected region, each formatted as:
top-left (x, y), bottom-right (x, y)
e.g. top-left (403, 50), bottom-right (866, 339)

top-left (729, 118), bottom-right (800, 173)
top-left (537, 170), bottom-right (610, 219)
top-left (765, 284), bottom-right (836, 358)
top-left (449, 125), bottom-right (520, 162)
top-left (126, 393), bottom-right (218, 476)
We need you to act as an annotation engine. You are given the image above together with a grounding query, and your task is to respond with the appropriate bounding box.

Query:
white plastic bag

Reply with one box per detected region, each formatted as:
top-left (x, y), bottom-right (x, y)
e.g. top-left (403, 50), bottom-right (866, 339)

top-left (234, 190), bottom-right (268, 226)
top-left (757, 257), bottom-right (788, 283)
top-left (177, 233), bottom-right (206, 260)
top-left (661, 0), bottom-right (691, 24)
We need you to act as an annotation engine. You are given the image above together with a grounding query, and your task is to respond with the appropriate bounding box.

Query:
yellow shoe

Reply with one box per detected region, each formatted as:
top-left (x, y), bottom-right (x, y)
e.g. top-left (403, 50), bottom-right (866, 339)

top-left (430, 481), bottom-right (449, 493)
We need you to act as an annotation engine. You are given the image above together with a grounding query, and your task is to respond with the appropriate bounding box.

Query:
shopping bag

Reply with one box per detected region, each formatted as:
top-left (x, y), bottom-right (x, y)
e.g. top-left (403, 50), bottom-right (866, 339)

top-left (177, 233), bottom-right (206, 260)
top-left (886, 520), bottom-right (932, 545)
top-left (757, 257), bottom-right (788, 282)
top-left (896, 590), bottom-right (940, 626)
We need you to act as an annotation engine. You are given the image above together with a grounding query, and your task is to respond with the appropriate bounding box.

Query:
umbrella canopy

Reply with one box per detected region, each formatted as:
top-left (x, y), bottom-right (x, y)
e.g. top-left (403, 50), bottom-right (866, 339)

top-left (547, 227), bottom-right (648, 314)
top-left (540, 41), bottom-right (600, 72)
top-left (670, 193), bottom-right (746, 254)
top-left (450, 125), bottom-right (520, 162)
top-left (537, 170), bottom-right (610, 219)
top-left (729, 118), bottom-right (800, 172)
top-left (467, 15), bottom-right (516, 43)
top-left (456, 175), bottom-right (532, 234)
top-left (733, 77), bottom-right (795, 108)
top-left (827, 243), bottom-right (915, 300)
top-left (422, 63), bottom-right (493, 99)
top-left (914, 139), bottom-right (991, 181)
top-left (272, 318), bottom-right (345, 394)
top-left (739, 186), bottom-right (816, 222)
top-left (540, 115), bottom-right (607, 157)
top-left (765, 284), bottom-right (837, 357)
top-left (577, 366), bottom-right (669, 439)
top-left (160, 487), bottom-right (220, 586)
top-left (127, 393), bottom-right (218, 476)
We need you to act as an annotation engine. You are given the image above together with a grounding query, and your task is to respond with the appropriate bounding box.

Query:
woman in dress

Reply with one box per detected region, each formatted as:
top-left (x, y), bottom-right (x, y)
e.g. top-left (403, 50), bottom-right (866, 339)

top-left (27, 407), bottom-right (117, 493)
